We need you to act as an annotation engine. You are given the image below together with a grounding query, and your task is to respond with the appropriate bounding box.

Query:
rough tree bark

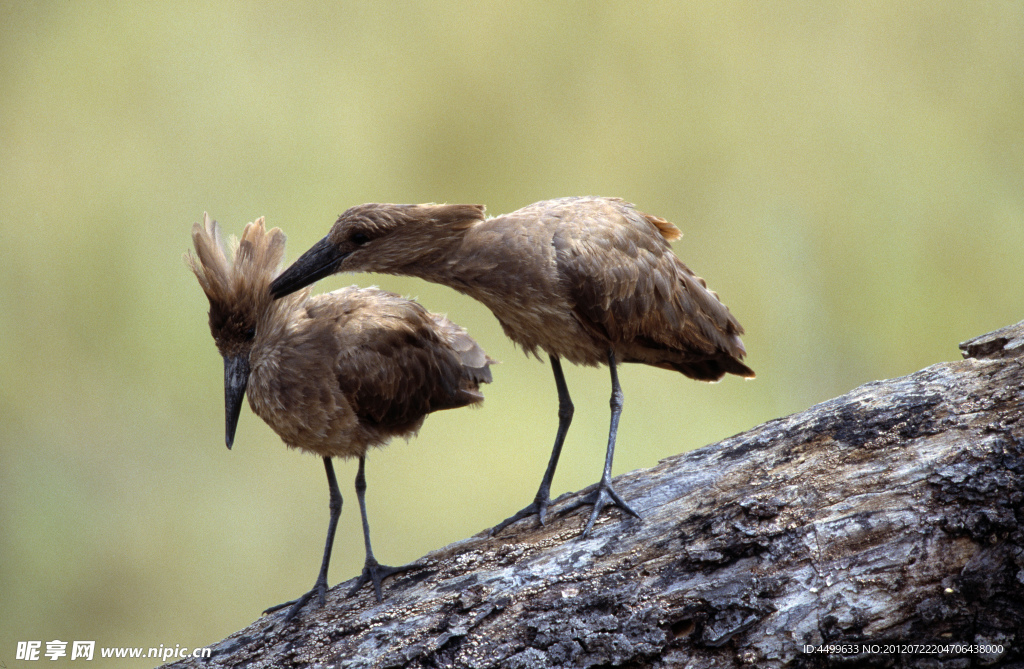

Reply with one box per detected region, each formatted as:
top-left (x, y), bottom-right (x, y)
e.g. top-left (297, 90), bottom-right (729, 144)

top-left (168, 321), bottom-right (1024, 669)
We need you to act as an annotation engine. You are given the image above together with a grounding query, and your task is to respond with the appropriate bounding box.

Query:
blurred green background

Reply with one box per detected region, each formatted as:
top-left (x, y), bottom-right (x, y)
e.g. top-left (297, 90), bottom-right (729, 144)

top-left (2, 2), bottom-right (1022, 665)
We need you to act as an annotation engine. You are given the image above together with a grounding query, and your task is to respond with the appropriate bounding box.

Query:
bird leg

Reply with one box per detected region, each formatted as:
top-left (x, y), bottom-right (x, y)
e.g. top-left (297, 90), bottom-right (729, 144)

top-left (347, 456), bottom-right (419, 602)
top-left (560, 350), bottom-right (642, 538)
top-left (490, 355), bottom-right (574, 535)
top-left (263, 457), bottom-right (342, 621)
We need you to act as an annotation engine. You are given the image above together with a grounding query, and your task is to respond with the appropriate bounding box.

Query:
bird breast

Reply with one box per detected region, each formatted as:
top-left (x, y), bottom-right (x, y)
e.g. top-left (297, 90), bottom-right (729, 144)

top-left (246, 341), bottom-right (367, 459)
top-left (243, 301), bottom-right (369, 459)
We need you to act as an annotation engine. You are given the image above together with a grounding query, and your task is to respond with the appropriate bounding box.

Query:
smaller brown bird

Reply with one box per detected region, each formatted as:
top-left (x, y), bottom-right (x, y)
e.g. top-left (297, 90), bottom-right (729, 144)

top-left (187, 214), bottom-right (493, 620)
top-left (270, 197), bottom-right (753, 538)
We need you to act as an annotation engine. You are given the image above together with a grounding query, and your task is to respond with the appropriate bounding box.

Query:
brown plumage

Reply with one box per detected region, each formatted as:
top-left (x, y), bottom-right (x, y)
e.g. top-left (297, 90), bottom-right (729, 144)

top-left (270, 196), bottom-right (752, 537)
top-left (186, 214), bottom-right (493, 619)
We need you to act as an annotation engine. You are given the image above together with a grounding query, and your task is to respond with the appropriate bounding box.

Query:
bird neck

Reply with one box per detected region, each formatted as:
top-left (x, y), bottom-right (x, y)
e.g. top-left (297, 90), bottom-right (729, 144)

top-left (254, 289), bottom-right (306, 347)
top-left (367, 225), bottom-right (472, 284)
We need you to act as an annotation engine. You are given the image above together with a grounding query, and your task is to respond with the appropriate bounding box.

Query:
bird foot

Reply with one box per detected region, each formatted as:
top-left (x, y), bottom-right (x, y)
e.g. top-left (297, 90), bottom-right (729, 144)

top-left (347, 558), bottom-right (419, 602)
top-left (560, 479), bottom-right (641, 538)
top-left (488, 495), bottom-right (553, 536)
top-left (262, 576), bottom-right (328, 622)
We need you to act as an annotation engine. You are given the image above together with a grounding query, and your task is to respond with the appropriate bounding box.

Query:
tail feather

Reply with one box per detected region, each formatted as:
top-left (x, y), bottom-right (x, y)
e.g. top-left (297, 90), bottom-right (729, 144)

top-left (429, 313), bottom-right (496, 387)
top-left (671, 356), bottom-right (755, 382)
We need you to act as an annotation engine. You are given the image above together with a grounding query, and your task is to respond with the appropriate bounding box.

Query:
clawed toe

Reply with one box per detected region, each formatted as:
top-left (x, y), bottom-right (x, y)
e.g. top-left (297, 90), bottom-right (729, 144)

top-left (263, 577), bottom-right (328, 621)
top-left (347, 559), bottom-right (420, 602)
top-left (560, 480), bottom-right (641, 538)
top-left (489, 497), bottom-right (552, 536)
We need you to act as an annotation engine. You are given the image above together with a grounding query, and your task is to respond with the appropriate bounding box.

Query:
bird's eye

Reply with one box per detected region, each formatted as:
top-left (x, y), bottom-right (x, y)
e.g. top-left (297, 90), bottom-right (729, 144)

top-left (350, 231), bottom-right (371, 246)
top-left (244, 326), bottom-right (257, 341)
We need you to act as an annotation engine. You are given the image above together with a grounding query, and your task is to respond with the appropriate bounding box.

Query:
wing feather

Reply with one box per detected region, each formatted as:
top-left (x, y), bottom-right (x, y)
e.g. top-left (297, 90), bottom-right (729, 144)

top-left (308, 289), bottom-right (493, 430)
top-left (552, 198), bottom-right (750, 374)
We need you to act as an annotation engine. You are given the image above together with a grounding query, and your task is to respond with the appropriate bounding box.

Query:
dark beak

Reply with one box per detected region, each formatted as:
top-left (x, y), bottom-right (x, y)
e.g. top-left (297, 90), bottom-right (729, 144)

top-left (224, 354), bottom-right (250, 449)
top-left (270, 235), bottom-right (348, 299)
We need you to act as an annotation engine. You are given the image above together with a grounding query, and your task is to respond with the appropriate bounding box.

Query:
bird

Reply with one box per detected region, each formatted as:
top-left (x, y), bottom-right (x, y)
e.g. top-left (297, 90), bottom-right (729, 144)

top-left (186, 213), bottom-right (494, 620)
top-left (269, 196), bottom-right (753, 538)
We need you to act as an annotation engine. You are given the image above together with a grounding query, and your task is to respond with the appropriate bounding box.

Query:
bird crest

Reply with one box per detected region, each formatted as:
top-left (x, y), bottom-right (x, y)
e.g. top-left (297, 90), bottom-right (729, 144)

top-left (185, 213), bottom-right (289, 355)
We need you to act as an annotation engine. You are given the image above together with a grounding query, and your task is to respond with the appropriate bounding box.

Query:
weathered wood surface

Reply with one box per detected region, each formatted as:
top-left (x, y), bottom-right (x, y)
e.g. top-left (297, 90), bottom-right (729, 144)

top-left (168, 321), bottom-right (1024, 669)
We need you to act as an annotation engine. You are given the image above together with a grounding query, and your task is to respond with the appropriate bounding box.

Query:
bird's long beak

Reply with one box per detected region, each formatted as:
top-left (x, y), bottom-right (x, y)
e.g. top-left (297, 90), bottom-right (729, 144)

top-left (270, 235), bottom-right (347, 299)
top-left (224, 354), bottom-right (250, 449)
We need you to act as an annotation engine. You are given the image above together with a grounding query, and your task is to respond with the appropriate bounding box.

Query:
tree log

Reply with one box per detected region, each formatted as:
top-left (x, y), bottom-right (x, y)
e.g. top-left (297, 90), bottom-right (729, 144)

top-left (167, 321), bottom-right (1024, 669)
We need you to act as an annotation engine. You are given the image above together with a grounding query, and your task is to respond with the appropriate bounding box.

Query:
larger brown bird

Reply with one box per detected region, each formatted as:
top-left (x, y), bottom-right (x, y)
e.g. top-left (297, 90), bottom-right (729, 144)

top-left (270, 196), bottom-right (753, 538)
top-left (187, 214), bottom-right (493, 620)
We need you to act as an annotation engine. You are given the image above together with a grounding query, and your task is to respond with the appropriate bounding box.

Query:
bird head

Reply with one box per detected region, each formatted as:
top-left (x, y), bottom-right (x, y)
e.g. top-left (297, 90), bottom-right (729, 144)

top-left (270, 203), bottom-right (485, 298)
top-left (186, 214), bottom-right (288, 448)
